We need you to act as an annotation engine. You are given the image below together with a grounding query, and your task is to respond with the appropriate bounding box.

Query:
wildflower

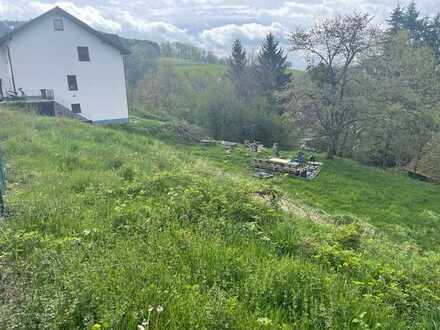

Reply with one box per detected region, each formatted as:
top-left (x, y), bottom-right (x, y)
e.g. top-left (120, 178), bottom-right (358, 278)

top-left (156, 305), bottom-right (164, 313)
top-left (257, 317), bottom-right (272, 326)
top-left (137, 325), bottom-right (145, 330)
top-left (148, 305), bottom-right (154, 312)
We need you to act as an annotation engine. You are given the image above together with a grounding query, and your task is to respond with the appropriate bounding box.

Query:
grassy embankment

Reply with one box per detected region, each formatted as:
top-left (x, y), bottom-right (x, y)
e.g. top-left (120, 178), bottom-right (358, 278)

top-left (159, 57), bottom-right (305, 78)
top-left (1, 107), bottom-right (440, 329)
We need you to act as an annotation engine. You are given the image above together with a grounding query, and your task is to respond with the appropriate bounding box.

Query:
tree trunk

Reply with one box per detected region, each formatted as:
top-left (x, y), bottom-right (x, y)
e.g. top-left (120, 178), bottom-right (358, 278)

top-left (327, 137), bottom-right (337, 160)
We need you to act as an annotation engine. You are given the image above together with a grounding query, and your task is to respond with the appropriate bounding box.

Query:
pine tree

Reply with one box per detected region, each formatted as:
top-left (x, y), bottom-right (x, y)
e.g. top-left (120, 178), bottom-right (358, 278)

top-left (403, 1), bottom-right (423, 41)
top-left (387, 4), bottom-right (404, 33)
top-left (429, 14), bottom-right (440, 60)
top-left (228, 39), bottom-right (247, 83)
top-left (256, 33), bottom-right (291, 94)
top-left (227, 39), bottom-right (249, 98)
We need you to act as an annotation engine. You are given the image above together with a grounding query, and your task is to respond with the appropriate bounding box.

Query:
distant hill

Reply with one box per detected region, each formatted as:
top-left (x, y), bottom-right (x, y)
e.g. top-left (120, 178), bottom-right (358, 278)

top-left (159, 57), bottom-right (227, 75)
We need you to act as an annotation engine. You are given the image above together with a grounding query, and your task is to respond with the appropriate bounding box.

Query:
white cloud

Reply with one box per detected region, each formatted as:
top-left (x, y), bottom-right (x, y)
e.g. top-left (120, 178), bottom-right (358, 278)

top-left (258, 1), bottom-right (333, 19)
top-left (116, 11), bottom-right (193, 42)
top-left (0, 0), bottom-right (439, 61)
top-left (199, 22), bottom-right (289, 47)
top-left (29, 1), bottom-right (122, 32)
top-left (198, 22), bottom-right (290, 56)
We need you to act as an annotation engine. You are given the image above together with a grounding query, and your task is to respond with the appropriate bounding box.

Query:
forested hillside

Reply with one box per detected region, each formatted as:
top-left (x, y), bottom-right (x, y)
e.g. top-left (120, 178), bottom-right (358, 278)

top-left (131, 3), bottom-right (440, 175)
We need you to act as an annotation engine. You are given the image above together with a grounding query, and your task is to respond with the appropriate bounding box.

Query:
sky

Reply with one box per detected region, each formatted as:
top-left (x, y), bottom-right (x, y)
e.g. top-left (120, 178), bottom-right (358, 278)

top-left (1, 1), bottom-right (440, 67)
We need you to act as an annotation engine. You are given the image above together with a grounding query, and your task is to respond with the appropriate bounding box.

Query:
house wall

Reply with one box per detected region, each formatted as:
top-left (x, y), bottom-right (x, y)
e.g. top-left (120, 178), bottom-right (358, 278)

top-left (0, 46), bottom-right (12, 96)
top-left (6, 13), bottom-right (128, 122)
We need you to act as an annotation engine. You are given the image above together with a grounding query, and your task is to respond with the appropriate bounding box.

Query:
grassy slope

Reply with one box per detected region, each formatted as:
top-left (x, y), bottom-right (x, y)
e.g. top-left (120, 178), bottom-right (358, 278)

top-left (160, 57), bottom-right (227, 75)
top-left (176, 139), bottom-right (440, 251)
top-left (160, 57), bottom-right (305, 78)
top-left (1, 108), bottom-right (440, 329)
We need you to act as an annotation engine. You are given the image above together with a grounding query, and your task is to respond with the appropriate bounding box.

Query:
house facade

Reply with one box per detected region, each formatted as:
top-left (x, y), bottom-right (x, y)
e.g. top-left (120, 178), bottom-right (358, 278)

top-left (0, 7), bottom-right (130, 124)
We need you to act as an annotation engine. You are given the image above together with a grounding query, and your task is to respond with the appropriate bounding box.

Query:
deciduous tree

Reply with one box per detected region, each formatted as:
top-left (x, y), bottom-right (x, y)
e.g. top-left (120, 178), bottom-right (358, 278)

top-left (287, 13), bottom-right (380, 159)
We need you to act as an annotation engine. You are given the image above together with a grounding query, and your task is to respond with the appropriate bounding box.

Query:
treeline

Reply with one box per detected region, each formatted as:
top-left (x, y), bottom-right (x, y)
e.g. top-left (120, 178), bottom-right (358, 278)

top-left (283, 4), bottom-right (440, 165)
top-left (122, 38), bottom-right (161, 88)
top-left (133, 34), bottom-right (295, 146)
top-left (133, 2), bottom-right (440, 169)
top-left (388, 1), bottom-right (440, 60)
top-left (160, 41), bottom-right (226, 64)
top-left (124, 40), bottom-right (226, 90)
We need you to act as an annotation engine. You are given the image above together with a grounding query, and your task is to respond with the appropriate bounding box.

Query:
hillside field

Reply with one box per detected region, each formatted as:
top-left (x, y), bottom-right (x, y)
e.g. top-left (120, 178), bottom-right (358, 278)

top-left (1, 107), bottom-right (440, 329)
top-left (160, 57), bottom-right (305, 78)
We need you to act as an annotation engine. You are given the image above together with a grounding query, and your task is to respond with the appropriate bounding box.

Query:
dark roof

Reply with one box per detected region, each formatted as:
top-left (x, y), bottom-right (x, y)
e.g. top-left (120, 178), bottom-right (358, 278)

top-left (0, 7), bottom-right (130, 55)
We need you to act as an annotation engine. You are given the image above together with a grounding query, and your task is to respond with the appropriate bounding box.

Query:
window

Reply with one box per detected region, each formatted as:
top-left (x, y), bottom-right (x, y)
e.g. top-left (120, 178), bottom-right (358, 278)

top-left (53, 19), bottom-right (64, 31)
top-left (77, 47), bottom-right (90, 62)
top-left (71, 104), bottom-right (81, 113)
top-left (67, 75), bottom-right (78, 91)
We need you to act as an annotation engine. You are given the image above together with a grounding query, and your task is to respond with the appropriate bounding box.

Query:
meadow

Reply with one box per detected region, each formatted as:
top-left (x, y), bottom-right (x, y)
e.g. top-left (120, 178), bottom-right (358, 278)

top-left (1, 107), bottom-right (440, 329)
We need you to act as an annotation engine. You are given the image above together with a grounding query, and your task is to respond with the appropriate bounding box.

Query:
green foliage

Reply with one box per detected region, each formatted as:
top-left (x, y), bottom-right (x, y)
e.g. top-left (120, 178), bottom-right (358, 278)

top-left (160, 42), bottom-right (225, 65)
top-left (387, 2), bottom-right (440, 60)
top-left (122, 38), bottom-right (160, 88)
top-left (256, 33), bottom-right (291, 100)
top-left (133, 61), bottom-right (296, 147)
top-left (228, 39), bottom-right (249, 98)
top-left (287, 13), bottom-right (380, 159)
top-left (358, 31), bottom-right (440, 166)
top-left (1, 108), bottom-right (440, 328)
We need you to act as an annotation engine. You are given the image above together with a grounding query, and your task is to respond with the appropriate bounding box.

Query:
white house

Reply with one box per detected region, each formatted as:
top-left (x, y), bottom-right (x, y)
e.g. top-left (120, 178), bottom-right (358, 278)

top-left (0, 7), bottom-right (130, 124)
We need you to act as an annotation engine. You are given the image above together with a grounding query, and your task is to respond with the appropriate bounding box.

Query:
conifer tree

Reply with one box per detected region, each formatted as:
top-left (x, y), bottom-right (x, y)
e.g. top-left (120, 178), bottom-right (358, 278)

top-left (387, 4), bottom-right (404, 33)
top-left (256, 33), bottom-right (291, 94)
top-left (227, 39), bottom-right (249, 98)
top-left (228, 39), bottom-right (247, 83)
top-left (403, 1), bottom-right (425, 42)
top-left (432, 14), bottom-right (440, 59)
top-left (404, 1), bottom-right (420, 31)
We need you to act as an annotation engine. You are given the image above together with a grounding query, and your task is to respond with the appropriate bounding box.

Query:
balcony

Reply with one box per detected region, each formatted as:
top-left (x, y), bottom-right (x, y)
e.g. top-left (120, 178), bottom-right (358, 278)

top-left (1, 88), bottom-right (55, 103)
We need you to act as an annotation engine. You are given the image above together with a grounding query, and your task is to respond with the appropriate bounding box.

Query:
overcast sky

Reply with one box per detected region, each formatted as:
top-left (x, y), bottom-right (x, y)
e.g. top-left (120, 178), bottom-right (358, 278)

top-left (1, 1), bottom-right (440, 67)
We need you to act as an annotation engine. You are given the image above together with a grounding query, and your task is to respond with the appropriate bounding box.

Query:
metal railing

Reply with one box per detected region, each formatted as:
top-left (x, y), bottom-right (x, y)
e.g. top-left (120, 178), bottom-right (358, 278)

top-left (2, 88), bottom-right (55, 102)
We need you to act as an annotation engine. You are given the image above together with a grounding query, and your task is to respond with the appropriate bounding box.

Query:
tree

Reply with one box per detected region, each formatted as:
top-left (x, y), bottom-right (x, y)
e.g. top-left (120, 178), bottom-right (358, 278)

top-left (135, 64), bottom-right (189, 118)
top-left (403, 1), bottom-right (422, 41)
top-left (228, 39), bottom-right (247, 82)
top-left (287, 13), bottom-right (380, 159)
top-left (387, 3), bottom-right (440, 62)
top-left (425, 14), bottom-right (440, 60)
top-left (387, 4), bottom-right (404, 33)
top-left (256, 33), bottom-right (291, 104)
top-left (358, 31), bottom-right (440, 166)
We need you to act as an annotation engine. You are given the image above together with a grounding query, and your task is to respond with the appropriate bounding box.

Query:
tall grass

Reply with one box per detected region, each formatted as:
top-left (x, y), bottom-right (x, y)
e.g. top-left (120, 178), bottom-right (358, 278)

top-left (1, 107), bottom-right (440, 329)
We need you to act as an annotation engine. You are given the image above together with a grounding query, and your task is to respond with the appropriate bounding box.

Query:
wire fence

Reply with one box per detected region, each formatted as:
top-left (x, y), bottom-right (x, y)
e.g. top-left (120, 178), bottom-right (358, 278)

top-left (0, 153), bottom-right (5, 215)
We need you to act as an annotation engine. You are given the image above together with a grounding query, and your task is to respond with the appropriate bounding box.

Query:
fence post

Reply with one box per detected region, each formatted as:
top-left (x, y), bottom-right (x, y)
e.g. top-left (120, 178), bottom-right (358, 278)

top-left (0, 154), bottom-right (4, 215)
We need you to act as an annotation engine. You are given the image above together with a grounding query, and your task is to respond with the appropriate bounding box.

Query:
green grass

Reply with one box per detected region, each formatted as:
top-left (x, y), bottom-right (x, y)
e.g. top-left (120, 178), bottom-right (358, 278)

top-left (1, 107), bottom-right (440, 329)
top-left (160, 57), bottom-right (304, 78)
top-left (160, 57), bottom-right (227, 75)
top-left (180, 142), bottom-right (440, 250)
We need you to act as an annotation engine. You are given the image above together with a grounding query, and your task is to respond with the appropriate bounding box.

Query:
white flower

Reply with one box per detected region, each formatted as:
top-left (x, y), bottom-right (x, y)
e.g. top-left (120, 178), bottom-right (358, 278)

top-left (137, 325), bottom-right (145, 330)
top-left (148, 305), bottom-right (154, 312)
top-left (257, 317), bottom-right (272, 326)
top-left (156, 305), bottom-right (164, 313)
